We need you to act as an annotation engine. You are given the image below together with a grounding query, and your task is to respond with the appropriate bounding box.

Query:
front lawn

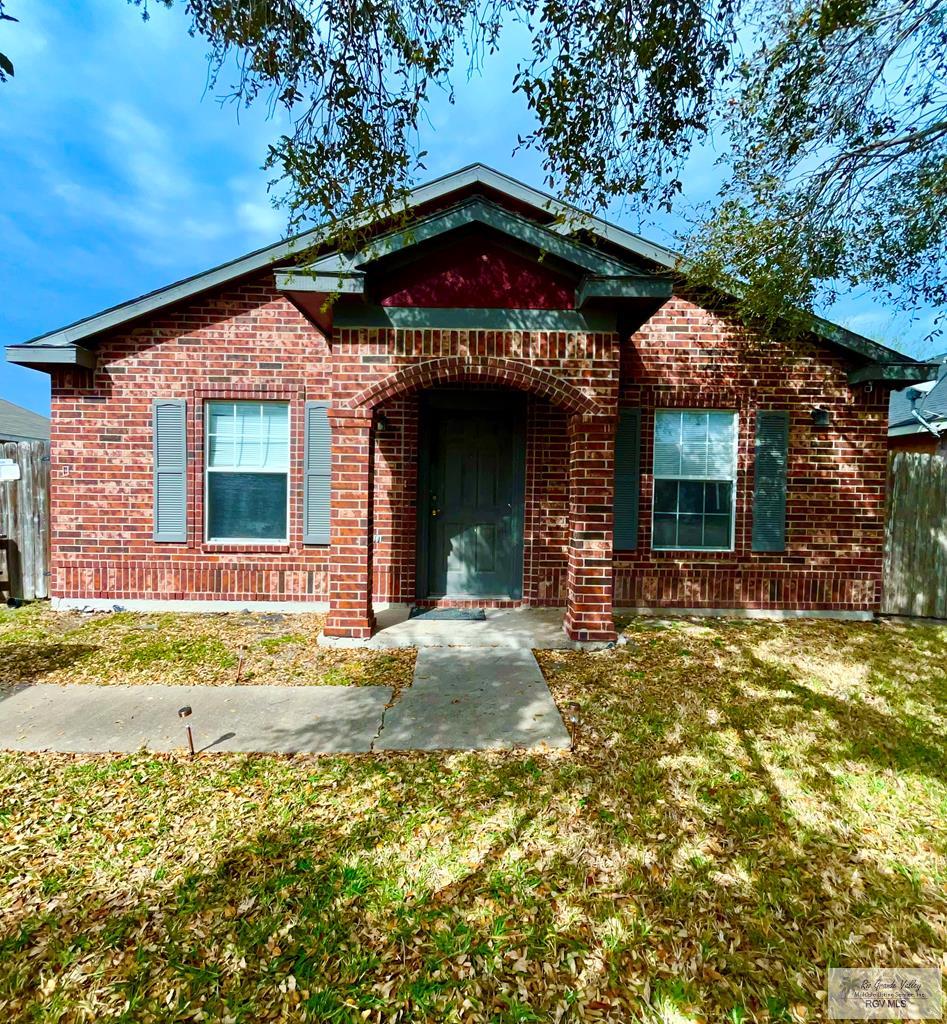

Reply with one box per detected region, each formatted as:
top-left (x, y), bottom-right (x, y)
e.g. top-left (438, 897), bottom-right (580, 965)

top-left (0, 605), bottom-right (414, 689)
top-left (1, 618), bottom-right (945, 1022)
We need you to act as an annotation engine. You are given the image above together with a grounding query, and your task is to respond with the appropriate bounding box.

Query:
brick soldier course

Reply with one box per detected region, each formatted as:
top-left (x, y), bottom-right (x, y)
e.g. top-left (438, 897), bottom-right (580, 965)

top-left (7, 164), bottom-right (936, 642)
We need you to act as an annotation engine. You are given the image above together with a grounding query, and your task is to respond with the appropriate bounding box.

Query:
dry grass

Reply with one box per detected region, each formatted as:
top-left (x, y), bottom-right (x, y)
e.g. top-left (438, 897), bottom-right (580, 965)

top-left (0, 604), bottom-right (414, 690)
top-left (0, 616), bottom-right (945, 1022)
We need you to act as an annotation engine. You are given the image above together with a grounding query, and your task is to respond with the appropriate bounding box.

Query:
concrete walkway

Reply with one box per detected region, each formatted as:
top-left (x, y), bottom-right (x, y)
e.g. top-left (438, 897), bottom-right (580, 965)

top-left (0, 650), bottom-right (570, 754)
top-left (376, 648), bottom-right (570, 751)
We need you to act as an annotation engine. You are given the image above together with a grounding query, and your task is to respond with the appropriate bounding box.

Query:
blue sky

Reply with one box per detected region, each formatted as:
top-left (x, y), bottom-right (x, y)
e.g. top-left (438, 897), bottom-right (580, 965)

top-left (0, 1), bottom-right (939, 416)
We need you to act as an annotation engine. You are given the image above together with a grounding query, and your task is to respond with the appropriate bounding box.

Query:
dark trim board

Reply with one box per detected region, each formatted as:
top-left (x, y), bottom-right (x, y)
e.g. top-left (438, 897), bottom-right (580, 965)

top-left (304, 197), bottom-right (636, 279)
top-left (847, 363), bottom-right (940, 385)
top-left (332, 305), bottom-right (618, 332)
top-left (6, 345), bottom-right (96, 370)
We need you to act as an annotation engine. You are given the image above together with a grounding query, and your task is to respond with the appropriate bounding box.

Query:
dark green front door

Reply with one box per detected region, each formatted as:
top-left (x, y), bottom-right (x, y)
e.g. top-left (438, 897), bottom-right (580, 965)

top-left (418, 394), bottom-right (525, 599)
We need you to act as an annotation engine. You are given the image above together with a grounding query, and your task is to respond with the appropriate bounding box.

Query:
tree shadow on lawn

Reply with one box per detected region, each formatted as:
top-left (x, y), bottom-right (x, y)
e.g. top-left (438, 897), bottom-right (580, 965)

top-left (1, 620), bottom-right (945, 1023)
top-left (0, 641), bottom-right (98, 690)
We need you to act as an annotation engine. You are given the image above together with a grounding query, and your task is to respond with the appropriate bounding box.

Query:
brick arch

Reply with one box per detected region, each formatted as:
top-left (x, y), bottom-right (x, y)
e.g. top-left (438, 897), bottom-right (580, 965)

top-left (347, 357), bottom-right (601, 416)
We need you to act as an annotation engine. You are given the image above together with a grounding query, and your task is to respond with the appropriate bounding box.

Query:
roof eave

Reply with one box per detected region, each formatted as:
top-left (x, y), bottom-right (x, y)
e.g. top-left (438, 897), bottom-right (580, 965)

top-left (848, 363), bottom-right (939, 386)
top-left (4, 162), bottom-right (928, 379)
top-left (6, 344), bottom-right (96, 371)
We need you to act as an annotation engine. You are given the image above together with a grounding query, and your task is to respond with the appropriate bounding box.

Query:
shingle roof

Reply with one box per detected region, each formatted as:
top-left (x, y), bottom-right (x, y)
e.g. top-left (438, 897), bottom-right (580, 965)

top-left (3, 162), bottom-right (938, 385)
top-left (889, 352), bottom-right (947, 432)
top-left (0, 398), bottom-right (50, 442)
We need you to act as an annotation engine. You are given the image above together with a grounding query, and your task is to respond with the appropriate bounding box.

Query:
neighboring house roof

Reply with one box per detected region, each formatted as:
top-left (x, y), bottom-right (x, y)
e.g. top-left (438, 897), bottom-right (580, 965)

top-left (889, 352), bottom-right (947, 436)
top-left (0, 398), bottom-right (50, 443)
top-left (4, 162), bottom-right (937, 385)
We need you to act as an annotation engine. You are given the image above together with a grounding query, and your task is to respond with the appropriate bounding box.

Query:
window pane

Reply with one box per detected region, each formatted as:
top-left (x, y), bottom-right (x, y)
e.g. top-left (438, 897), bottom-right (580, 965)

top-left (234, 437), bottom-right (265, 468)
top-left (207, 433), bottom-right (234, 467)
top-left (261, 404), bottom-right (289, 469)
top-left (707, 411), bottom-right (734, 444)
top-left (704, 481), bottom-right (733, 514)
top-left (207, 401), bottom-right (288, 470)
top-left (678, 514), bottom-right (703, 547)
top-left (653, 479), bottom-right (678, 513)
top-left (703, 514), bottom-right (731, 548)
top-left (679, 480), bottom-right (703, 514)
top-left (208, 403), bottom-right (235, 435)
top-left (680, 412), bottom-right (708, 477)
top-left (207, 472), bottom-right (287, 540)
top-left (653, 513), bottom-right (677, 548)
top-left (207, 403), bottom-right (235, 468)
top-left (653, 411), bottom-right (682, 477)
top-left (707, 412), bottom-right (736, 477)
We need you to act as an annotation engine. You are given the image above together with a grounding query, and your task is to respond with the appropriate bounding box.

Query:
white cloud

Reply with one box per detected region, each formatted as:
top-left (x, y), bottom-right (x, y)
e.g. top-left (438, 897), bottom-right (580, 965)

top-left (236, 199), bottom-right (286, 241)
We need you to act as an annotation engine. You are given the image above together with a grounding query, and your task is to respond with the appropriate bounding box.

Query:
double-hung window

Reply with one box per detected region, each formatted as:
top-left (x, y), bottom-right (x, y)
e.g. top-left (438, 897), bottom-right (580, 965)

top-left (205, 401), bottom-right (289, 542)
top-left (652, 410), bottom-right (737, 550)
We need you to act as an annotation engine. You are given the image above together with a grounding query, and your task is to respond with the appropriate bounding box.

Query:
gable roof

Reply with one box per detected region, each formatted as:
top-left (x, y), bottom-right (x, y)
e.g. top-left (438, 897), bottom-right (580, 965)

top-left (4, 162), bottom-right (937, 384)
top-left (0, 399), bottom-right (50, 442)
top-left (889, 353), bottom-right (947, 434)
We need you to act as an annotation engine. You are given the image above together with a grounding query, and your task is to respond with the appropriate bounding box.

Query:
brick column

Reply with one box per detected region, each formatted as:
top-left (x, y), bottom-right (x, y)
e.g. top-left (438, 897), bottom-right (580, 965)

top-left (323, 410), bottom-right (375, 638)
top-left (564, 414), bottom-right (618, 642)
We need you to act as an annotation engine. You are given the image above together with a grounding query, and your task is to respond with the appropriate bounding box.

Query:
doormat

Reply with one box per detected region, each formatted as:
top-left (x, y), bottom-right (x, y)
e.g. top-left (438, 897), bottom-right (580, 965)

top-left (408, 607), bottom-right (487, 621)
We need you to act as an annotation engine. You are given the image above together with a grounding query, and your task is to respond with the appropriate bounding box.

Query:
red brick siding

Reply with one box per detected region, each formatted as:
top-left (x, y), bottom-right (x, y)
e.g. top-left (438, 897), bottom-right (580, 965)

top-left (614, 296), bottom-right (889, 611)
top-left (51, 278), bottom-right (334, 602)
top-left (48, 278), bottom-right (886, 618)
top-left (524, 400), bottom-right (570, 604)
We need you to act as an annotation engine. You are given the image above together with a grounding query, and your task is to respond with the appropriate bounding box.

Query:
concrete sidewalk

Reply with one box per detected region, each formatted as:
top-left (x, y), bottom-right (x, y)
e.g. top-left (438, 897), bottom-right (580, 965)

top-left (0, 683), bottom-right (392, 755)
top-left (0, 649), bottom-right (570, 754)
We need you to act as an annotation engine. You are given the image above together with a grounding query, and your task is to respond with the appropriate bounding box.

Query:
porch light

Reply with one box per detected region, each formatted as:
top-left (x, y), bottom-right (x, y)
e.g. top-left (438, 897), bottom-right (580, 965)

top-left (375, 413), bottom-right (392, 433)
top-left (810, 407), bottom-right (832, 428)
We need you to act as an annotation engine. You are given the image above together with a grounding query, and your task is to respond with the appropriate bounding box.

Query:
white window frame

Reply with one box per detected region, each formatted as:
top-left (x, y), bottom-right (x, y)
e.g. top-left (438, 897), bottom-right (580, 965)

top-left (651, 409), bottom-right (739, 552)
top-left (204, 400), bottom-right (290, 544)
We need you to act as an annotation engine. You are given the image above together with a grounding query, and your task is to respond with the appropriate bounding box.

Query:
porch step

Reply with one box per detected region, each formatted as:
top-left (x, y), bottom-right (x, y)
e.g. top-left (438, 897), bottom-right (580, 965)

top-left (317, 605), bottom-right (612, 650)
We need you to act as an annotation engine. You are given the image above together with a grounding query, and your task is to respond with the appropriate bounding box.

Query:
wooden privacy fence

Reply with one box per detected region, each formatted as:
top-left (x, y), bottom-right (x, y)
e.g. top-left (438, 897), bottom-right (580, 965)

top-left (0, 440), bottom-right (51, 602)
top-left (883, 452), bottom-right (947, 619)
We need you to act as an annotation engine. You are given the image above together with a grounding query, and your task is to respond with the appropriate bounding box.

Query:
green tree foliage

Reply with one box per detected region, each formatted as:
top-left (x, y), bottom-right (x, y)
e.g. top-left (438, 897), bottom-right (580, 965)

top-left (130, 1), bottom-right (947, 331)
top-left (0, 2), bottom-right (16, 83)
top-left (687, 0), bottom-right (947, 335)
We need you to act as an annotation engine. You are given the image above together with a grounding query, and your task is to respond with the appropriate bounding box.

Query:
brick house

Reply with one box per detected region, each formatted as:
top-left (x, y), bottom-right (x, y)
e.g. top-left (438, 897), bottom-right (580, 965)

top-left (7, 165), bottom-right (937, 641)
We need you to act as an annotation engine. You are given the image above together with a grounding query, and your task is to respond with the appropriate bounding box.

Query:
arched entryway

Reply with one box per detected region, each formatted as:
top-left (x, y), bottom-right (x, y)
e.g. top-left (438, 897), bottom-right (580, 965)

top-left (322, 357), bottom-right (618, 643)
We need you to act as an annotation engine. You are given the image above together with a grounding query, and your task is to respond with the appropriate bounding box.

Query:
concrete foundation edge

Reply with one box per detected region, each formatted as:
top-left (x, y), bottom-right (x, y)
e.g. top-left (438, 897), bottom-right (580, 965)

top-left (52, 597), bottom-right (332, 614)
top-left (49, 597), bottom-right (874, 624)
top-left (621, 606), bottom-right (875, 622)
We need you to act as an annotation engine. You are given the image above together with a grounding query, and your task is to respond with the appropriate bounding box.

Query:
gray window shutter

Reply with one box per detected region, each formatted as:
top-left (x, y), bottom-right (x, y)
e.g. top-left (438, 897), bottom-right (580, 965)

top-left (752, 410), bottom-right (789, 551)
top-left (152, 399), bottom-right (187, 542)
top-left (304, 402), bottom-right (331, 545)
top-left (614, 408), bottom-right (641, 549)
